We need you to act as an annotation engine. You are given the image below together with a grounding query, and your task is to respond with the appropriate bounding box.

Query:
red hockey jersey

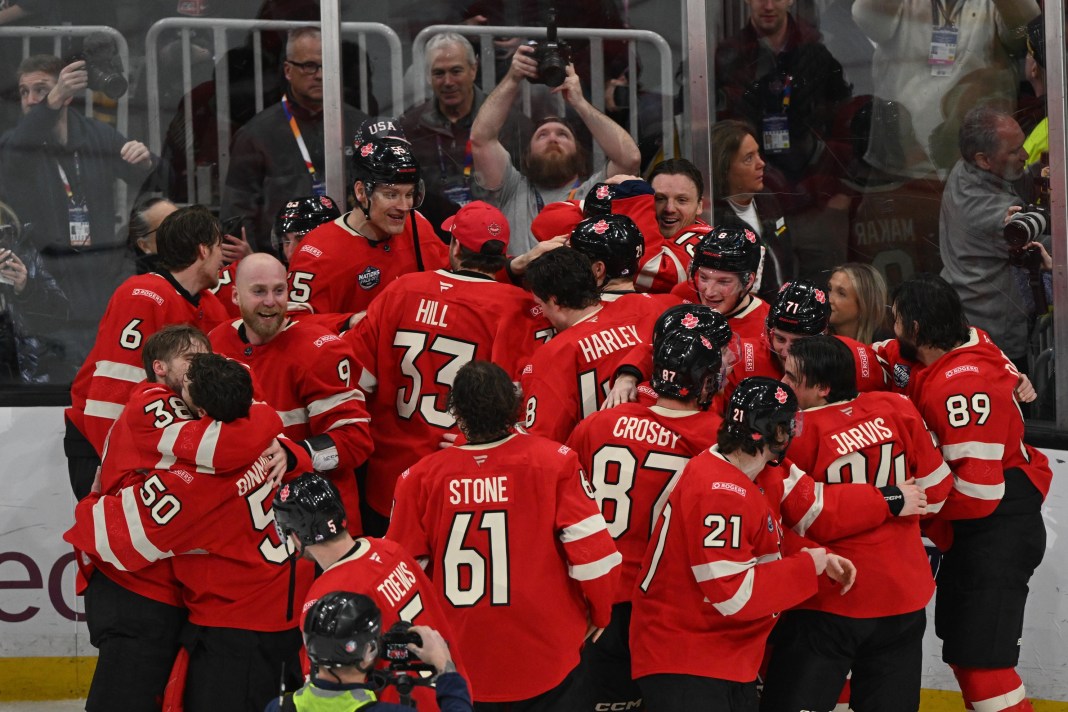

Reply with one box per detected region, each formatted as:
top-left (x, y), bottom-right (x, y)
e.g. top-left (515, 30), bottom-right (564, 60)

top-left (566, 403), bottom-right (722, 600)
top-left (520, 302), bottom-right (652, 443)
top-left (342, 268), bottom-right (549, 516)
top-left (286, 212), bottom-right (449, 316)
top-left (387, 434), bottom-right (621, 702)
top-left (786, 391), bottom-right (953, 617)
top-left (909, 330), bottom-right (1052, 521)
top-left (209, 261), bottom-right (240, 319)
top-left (631, 447), bottom-right (893, 682)
top-left (67, 271), bottom-right (230, 454)
top-left (210, 318), bottom-right (373, 530)
top-left (64, 404), bottom-right (316, 631)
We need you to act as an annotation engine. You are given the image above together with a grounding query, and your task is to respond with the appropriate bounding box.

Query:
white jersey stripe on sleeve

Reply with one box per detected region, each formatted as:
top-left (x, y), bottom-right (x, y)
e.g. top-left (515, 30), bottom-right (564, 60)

top-left (278, 407), bottom-right (309, 427)
top-left (326, 417), bottom-right (371, 431)
top-left (941, 441), bottom-right (1005, 462)
top-left (122, 487), bottom-right (172, 562)
top-left (94, 497), bottom-right (125, 571)
top-left (194, 420), bottom-right (221, 474)
top-left (791, 483), bottom-right (824, 536)
top-left (568, 551), bottom-right (622, 581)
top-left (781, 464), bottom-right (805, 498)
top-left (84, 399), bottom-right (126, 420)
top-left (915, 462), bottom-right (951, 490)
top-left (94, 360), bottom-right (147, 383)
top-left (712, 568), bottom-right (755, 616)
top-left (692, 557), bottom-right (757, 582)
top-left (953, 479), bottom-right (1005, 501)
top-left (154, 420), bottom-right (188, 470)
top-left (560, 514), bottom-right (609, 543)
top-left (971, 684), bottom-right (1027, 712)
top-left (358, 368), bottom-right (377, 394)
top-left (307, 390), bottom-right (365, 418)
top-left (925, 499), bottom-right (945, 514)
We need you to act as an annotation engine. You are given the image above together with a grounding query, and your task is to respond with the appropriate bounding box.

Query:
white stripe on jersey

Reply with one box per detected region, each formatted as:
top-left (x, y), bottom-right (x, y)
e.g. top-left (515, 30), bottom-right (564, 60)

top-left (692, 557), bottom-right (756, 582)
top-left (559, 514), bottom-right (609, 543)
top-left (278, 407), bottom-right (309, 427)
top-left (791, 484), bottom-right (825, 537)
top-left (194, 420), bottom-right (221, 474)
top-left (359, 368), bottom-right (377, 394)
top-left (84, 399), bottom-right (126, 420)
top-left (155, 420), bottom-right (190, 470)
top-left (568, 551), bottom-right (622, 581)
top-left (712, 567), bottom-right (755, 616)
top-left (953, 478), bottom-right (1006, 501)
top-left (94, 360), bottom-right (147, 383)
top-left (94, 496), bottom-right (124, 571)
top-left (971, 684), bottom-right (1027, 712)
top-left (915, 461), bottom-right (951, 490)
top-left (326, 416), bottom-right (371, 432)
top-left (941, 441), bottom-right (1005, 462)
top-left (122, 487), bottom-right (172, 562)
top-left (925, 499), bottom-right (945, 514)
top-left (307, 390), bottom-right (364, 418)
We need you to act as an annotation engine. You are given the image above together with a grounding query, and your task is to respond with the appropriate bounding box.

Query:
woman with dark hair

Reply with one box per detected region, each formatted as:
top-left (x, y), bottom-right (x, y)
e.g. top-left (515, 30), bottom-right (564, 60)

top-left (709, 120), bottom-right (797, 300)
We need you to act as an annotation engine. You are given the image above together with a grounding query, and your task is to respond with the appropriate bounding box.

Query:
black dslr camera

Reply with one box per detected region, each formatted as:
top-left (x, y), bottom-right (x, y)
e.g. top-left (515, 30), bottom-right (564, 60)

top-left (71, 32), bottom-right (128, 100)
top-left (524, 9), bottom-right (572, 88)
top-left (376, 622), bottom-right (436, 708)
top-left (1003, 204), bottom-right (1049, 269)
top-left (381, 621), bottom-right (424, 668)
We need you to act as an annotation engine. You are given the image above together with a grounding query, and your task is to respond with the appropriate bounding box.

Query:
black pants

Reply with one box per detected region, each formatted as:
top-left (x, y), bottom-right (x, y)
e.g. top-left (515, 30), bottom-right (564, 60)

top-left (64, 415), bottom-right (100, 501)
top-left (580, 602), bottom-right (644, 711)
top-left (760, 608), bottom-right (926, 712)
top-left (638, 674), bottom-right (757, 712)
top-left (84, 571), bottom-right (187, 712)
top-left (475, 665), bottom-right (588, 712)
top-left (181, 623), bottom-right (303, 712)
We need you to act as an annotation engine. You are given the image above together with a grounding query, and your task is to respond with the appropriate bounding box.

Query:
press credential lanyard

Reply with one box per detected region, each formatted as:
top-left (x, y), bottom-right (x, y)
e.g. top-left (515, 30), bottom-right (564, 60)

top-left (281, 95), bottom-right (326, 197)
top-left (57, 156), bottom-right (90, 247)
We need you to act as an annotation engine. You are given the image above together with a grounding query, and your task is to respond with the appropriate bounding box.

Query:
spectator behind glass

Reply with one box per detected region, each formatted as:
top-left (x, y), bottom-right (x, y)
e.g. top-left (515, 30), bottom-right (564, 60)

top-left (400, 33), bottom-right (532, 241)
top-left (852, 0), bottom-right (1038, 178)
top-left (0, 54), bottom-right (158, 377)
top-left (939, 106), bottom-right (1033, 371)
top-left (827, 262), bottom-right (890, 344)
top-left (220, 27), bottom-right (369, 251)
top-left (470, 45), bottom-right (640, 255)
top-left (0, 200), bottom-right (70, 384)
top-left (127, 197), bottom-right (178, 275)
top-left (710, 119), bottom-right (796, 299)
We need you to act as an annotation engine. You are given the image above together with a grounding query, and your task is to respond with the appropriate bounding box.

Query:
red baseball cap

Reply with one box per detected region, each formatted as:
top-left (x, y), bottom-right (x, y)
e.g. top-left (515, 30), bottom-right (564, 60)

top-left (441, 201), bottom-right (510, 253)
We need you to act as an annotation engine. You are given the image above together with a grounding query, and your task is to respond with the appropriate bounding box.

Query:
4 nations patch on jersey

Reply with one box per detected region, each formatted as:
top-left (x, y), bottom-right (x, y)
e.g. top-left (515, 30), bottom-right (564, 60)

top-left (358, 266), bottom-right (381, 290)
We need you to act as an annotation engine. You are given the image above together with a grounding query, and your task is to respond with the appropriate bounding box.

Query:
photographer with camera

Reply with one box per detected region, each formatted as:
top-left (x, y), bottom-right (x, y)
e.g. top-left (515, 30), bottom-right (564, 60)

top-left (939, 105), bottom-right (1045, 373)
top-left (469, 16), bottom-right (640, 255)
top-left (265, 591), bottom-right (472, 712)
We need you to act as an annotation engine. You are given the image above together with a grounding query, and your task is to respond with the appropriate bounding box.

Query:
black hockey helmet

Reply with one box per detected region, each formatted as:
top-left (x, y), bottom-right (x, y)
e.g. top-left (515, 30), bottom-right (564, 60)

top-left (767, 279), bottom-right (831, 336)
top-left (569, 214), bottom-right (644, 281)
top-left (651, 322), bottom-right (727, 408)
top-left (272, 473), bottom-right (348, 547)
top-left (582, 182), bottom-right (620, 218)
top-left (653, 304), bottom-right (733, 351)
top-left (689, 224), bottom-right (762, 279)
top-left (724, 376), bottom-right (801, 447)
top-left (273, 195), bottom-right (341, 237)
top-left (352, 137), bottom-right (424, 207)
top-left (303, 591), bottom-right (381, 669)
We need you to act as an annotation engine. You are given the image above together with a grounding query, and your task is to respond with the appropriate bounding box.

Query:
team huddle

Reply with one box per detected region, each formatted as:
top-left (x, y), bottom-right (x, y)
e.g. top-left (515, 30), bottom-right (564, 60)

top-left (58, 130), bottom-right (1050, 712)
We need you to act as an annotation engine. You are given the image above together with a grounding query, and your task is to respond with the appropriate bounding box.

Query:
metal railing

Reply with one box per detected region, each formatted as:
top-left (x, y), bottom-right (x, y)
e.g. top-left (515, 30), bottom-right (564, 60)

top-left (411, 24), bottom-right (676, 165)
top-left (0, 25), bottom-right (131, 212)
top-left (144, 18), bottom-right (403, 204)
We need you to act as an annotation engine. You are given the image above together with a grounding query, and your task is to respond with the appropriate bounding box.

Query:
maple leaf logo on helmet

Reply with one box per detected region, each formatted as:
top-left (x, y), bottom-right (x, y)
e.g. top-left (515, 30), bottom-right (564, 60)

top-left (360, 143), bottom-right (375, 157)
top-left (279, 485), bottom-right (290, 501)
top-left (814, 289), bottom-right (826, 304)
top-left (593, 219), bottom-right (610, 234)
top-left (320, 197), bottom-right (333, 208)
top-left (681, 313), bottom-right (699, 329)
top-left (487, 222), bottom-right (502, 237)
top-left (744, 229), bottom-right (757, 243)
top-left (701, 335), bottom-right (713, 349)
top-left (596, 184), bottom-right (611, 200)
top-left (774, 387), bottom-right (788, 404)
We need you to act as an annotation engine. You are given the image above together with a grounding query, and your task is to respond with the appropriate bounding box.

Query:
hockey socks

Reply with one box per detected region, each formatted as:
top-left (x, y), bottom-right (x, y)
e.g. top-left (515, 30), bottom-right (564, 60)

top-left (951, 665), bottom-right (1034, 712)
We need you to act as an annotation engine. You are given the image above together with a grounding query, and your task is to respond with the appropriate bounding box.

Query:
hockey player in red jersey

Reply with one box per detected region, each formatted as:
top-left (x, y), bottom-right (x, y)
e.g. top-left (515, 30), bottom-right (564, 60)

top-left (760, 335), bottom-right (953, 712)
top-left (520, 247), bottom-right (651, 442)
top-left (64, 354), bottom-right (315, 712)
top-left (388, 361), bottom-right (621, 708)
top-left (631, 378), bottom-right (865, 710)
top-left (211, 253), bottom-right (372, 533)
top-left (272, 473), bottom-right (465, 710)
top-left (606, 224), bottom-right (769, 408)
top-left (891, 275), bottom-right (1051, 712)
top-left (65, 205), bottom-right (230, 499)
top-left (286, 136), bottom-right (449, 317)
top-left (567, 307), bottom-right (729, 711)
top-left (342, 200), bottom-right (548, 533)
top-left (272, 194), bottom-right (342, 265)
top-left (717, 279), bottom-right (885, 411)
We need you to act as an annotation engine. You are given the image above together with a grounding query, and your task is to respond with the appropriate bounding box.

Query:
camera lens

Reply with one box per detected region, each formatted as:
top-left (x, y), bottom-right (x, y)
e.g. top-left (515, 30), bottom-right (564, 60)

top-left (539, 55), bottom-right (567, 88)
